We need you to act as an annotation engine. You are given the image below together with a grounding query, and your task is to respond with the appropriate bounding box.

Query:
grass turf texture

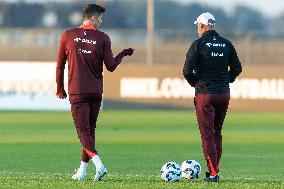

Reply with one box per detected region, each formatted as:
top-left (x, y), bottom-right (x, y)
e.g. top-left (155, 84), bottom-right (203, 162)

top-left (0, 111), bottom-right (283, 189)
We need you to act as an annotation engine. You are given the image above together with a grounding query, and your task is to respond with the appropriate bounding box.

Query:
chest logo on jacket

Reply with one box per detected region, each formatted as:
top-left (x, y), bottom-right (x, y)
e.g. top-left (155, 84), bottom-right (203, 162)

top-left (206, 43), bottom-right (226, 48)
top-left (73, 37), bottom-right (97, 45)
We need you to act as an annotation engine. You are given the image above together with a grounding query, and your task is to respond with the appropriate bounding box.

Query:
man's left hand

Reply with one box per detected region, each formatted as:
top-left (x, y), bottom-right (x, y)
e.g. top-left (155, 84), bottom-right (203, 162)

top-left (122, 48), bottom-right (135, 56)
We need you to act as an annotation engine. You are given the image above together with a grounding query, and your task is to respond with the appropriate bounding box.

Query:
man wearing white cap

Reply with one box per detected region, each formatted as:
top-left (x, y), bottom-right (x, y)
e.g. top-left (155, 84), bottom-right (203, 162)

top-left (183, 12), bottom-right (242, 182)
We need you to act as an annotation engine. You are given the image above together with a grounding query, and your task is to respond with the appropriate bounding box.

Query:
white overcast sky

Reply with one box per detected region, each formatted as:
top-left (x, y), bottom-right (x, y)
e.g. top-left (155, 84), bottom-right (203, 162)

top-left (1, 0), bottom-right (283, 17)
top-left (176, 0), bottom-right (284, 17)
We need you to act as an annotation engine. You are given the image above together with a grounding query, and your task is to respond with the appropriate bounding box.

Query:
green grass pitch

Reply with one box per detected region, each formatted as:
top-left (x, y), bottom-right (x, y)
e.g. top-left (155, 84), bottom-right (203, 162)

top-left (0, 110), bottom-right (283, 189)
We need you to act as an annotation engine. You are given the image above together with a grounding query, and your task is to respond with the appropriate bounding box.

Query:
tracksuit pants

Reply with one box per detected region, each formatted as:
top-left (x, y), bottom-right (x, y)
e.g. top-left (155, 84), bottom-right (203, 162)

top-left (194, 93), bottom-right (230, 176)
top-left (69, 93), bottom-right (102, 163)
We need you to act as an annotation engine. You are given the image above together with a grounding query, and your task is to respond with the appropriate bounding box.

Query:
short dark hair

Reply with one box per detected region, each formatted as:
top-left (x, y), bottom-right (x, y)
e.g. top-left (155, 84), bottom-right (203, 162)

top-left (83, 4), bottom-right (106, 19)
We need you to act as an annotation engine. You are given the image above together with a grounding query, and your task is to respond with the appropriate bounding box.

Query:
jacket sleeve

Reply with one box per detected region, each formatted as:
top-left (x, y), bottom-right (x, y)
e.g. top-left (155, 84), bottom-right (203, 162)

top-left (56, 31), bottom-right (67, 90)
top-left (228, 42), bottom-right (242, 83)
top-left (183, 41), bottom-right (198, 87)
top-left (103, 35), bottom-right (125, 72)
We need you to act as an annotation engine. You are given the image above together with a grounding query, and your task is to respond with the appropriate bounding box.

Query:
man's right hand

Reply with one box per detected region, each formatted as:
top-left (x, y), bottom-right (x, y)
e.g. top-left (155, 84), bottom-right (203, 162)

top-left (56, 88), bottom-right (67, 99)
top-left (122, 48), bottom-right (134, 56)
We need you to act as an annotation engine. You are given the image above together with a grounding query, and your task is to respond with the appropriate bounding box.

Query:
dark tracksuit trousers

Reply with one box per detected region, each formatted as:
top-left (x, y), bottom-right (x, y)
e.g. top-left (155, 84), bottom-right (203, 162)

top-left (69, 93), bottom-right (102, 163)
top-left (194, 93), bottom-right (230, 176)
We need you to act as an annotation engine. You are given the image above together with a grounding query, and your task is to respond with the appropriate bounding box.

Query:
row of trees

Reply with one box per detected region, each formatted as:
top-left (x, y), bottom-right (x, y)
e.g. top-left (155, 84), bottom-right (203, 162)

top-left (0, 0), bottom-right (282, 36)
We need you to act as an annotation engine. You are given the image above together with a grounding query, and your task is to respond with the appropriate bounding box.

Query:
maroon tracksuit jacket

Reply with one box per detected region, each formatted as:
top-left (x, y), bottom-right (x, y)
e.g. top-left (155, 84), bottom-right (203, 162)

top-left (56, 24), bottom-right (125, 161)
top-left (56, 24), bottom-right (125, 94)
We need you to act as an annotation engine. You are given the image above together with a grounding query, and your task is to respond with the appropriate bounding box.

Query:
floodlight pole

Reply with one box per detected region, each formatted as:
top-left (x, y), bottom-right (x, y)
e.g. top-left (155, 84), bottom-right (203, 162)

top-left (147, 0), bottom-right (154, 65)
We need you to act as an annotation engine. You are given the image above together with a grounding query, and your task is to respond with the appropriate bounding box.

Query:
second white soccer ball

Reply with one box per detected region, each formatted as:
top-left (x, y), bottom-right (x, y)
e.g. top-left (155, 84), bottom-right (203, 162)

top-left (181, 160), bottom-right (201, 179)
top-left (160, 162), bottom-right (182, 182)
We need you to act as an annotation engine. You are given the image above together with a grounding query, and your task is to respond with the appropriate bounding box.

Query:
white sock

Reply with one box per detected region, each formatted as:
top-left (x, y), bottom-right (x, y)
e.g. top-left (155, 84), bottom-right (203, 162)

top-left (210, 175), bottom-right (217, 178)
top-left (78, 161), bottom-right (88, 172)
top-left (91, 155), bottom-right (103, 170)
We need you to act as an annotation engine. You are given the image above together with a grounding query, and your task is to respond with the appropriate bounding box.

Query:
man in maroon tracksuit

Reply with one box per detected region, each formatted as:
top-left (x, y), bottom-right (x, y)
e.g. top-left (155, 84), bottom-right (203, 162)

top-left (56, 4), bottom-right (134, 181)
top-left (183, 12), bottom-right (242, 182)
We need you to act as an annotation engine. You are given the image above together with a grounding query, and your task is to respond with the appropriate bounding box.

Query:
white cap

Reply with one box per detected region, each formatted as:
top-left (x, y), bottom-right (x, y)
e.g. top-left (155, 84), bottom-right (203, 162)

top-left (194, 12), bottom-right (215, 25)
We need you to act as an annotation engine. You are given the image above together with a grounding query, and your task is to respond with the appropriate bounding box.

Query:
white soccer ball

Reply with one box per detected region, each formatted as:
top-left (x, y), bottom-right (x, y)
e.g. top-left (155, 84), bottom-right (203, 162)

top-left (160, 162), bottom-right (182, 182)
top-left (181, 160), bottom-right (201, 179)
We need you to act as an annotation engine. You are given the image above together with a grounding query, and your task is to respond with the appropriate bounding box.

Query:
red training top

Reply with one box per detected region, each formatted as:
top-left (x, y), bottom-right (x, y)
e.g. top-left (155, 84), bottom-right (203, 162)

top-left (56, 24), bottom-right (124, 94)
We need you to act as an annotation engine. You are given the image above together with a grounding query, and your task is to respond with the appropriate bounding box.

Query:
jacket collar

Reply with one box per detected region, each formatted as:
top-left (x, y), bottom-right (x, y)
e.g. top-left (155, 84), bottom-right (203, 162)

top-left (202, 30), bottom-right (218, 38)
top-left (79, 23), bottom-right (97, 30)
